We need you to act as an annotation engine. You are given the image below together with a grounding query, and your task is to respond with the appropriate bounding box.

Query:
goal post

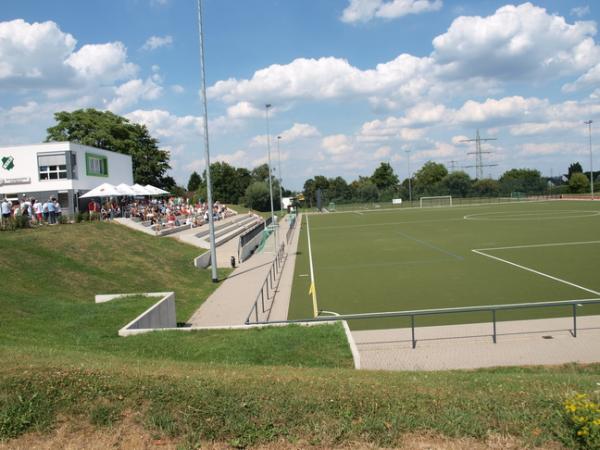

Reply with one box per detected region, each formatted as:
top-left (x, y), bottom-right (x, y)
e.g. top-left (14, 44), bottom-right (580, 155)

top-left (419, 195), bottom-right (453, 208)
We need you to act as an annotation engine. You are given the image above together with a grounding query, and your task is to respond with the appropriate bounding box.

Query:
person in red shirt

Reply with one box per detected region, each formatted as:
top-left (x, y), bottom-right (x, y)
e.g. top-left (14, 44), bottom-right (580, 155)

top-left (88, 200), bottom-right (97, 220)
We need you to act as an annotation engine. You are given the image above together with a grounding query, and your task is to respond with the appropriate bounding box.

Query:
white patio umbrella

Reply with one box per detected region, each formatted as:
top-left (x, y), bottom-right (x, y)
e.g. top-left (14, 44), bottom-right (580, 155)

top-left (145, 184), bottom-right (170, 196)
top-left (79, 182), bottom-right (124, 198)
top-left (131, 184), bottom-right (152, 195)
top-left (116, 183), bottom-right (136, 196)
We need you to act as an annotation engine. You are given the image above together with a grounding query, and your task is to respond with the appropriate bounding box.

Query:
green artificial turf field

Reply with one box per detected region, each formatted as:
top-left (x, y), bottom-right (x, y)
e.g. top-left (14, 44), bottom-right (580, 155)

top-left (289, 200), bottom-right (600, 330)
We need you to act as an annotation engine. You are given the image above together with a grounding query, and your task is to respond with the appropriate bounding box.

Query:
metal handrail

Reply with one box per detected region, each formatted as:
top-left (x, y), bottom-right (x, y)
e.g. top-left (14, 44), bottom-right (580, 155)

top-left (245, 243), bottom-right (286, 324)
top-left (247, 297), bottom-right (600, 348)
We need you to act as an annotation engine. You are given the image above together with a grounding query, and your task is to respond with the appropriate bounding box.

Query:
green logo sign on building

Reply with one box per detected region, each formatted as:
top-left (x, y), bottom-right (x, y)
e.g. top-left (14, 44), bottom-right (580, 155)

top-left (1, 156), bottom-right (14, 171)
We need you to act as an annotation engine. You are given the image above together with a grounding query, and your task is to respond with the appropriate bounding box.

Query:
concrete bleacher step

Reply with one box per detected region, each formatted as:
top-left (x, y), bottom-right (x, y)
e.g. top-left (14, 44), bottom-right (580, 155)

top-left (215, 218), bottom-right (262, 247)
top-left (213, 216), bottom-right (255, 239)
top-left (194, 214), bottom-right (250, 239)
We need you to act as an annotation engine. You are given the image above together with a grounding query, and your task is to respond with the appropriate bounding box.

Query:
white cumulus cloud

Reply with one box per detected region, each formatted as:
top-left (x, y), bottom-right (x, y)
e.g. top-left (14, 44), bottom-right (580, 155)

top-left (66, 42), bottom-right (137, 83)
top-left (341, 0), bottom-right (442, 23)
top-left (142, 35), bottom-right (173, 51)
top-left (432, 3), bottom-right (600, 81)
top-left (107, 77), bottom-right (163, 113)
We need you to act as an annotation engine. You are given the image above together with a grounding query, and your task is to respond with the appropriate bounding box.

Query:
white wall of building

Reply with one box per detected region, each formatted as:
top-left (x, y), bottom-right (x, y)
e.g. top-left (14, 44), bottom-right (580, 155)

top-left (71, 143), bottom-right (133, 189)
top-left (0, 142), bottom-right (133, 196)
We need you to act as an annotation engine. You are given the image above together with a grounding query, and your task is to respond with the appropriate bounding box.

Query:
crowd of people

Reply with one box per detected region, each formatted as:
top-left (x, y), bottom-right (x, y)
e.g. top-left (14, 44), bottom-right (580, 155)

top-left (1, 195), bottom-right (63, 225)
top-left (88, 197), bottom-right (234, 231)
top-left (1, 194), bottom-right (235, 232)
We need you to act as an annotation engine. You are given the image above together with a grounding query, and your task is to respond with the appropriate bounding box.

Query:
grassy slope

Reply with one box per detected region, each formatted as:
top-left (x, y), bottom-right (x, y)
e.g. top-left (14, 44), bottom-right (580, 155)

top-left (0, 222), bottom-right (352, 368)
top-left (0, 221), bottom-right (597, 448)
top-left (1, 353), bottom-right (597, 448)
top-left (289, 201), bottom-right (600, 329)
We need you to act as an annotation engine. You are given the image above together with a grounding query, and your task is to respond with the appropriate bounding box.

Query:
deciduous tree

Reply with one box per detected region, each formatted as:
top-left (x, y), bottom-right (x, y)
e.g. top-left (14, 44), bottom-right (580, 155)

top-left (46, 108), bottom-right (171, 188)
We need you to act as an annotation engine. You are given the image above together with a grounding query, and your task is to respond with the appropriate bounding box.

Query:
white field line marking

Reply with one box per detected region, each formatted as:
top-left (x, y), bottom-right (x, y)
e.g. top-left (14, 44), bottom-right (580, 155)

top-left (314, 217), bottom-right (465, 231)
top-left (464, 210), bottom-right (600, 221)
top-left (472, 249), bottom-right (600, 296)
top-left (476, 240), bottom-right (600, 252)
top-left (396, 230), bottom-right (463, 260)
top-left (323, 199), bottom-right (561, 216)
top-left (305, 214), bottom-right (319, 317)
top-left (354, 211), bottom-right (364, 215)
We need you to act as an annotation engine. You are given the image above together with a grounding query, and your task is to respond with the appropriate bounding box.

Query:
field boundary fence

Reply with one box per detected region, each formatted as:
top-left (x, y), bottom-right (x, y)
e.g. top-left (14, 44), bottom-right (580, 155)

top-left (247, 298), bottom-right (600, 348)
top-left (245, 243), bottom-right (287, 324)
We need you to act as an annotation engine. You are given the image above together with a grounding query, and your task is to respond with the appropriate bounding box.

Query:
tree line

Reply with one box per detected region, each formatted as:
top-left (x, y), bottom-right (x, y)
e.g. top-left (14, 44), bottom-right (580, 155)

top-left (45, 109), bottom-right (596, 211)
top-left (301, 161), bottom-right (597, 206)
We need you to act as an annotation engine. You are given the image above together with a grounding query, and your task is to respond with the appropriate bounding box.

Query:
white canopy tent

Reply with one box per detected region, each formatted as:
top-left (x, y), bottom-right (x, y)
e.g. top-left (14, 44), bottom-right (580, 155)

top-left (145, 184), bottom-right (170, 196)
top-left (79, 183), bottom-right (124, 198)
top-left (116, 183), bottom-right (137, 196)
top-left (131, 184), bottom-right (153, 195)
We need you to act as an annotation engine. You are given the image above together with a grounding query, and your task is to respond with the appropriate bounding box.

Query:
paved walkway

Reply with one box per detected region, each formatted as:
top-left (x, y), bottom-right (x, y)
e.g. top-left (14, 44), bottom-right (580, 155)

top-left (188, 216), bottom-right (297, 327)
top-left (353, 315), bottom-right (600, 371)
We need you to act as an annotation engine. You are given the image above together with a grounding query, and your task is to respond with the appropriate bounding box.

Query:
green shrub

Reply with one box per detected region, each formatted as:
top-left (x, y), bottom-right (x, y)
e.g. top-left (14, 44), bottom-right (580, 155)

top-left (76, 212), bottom-right (89, 223)
top-left (0, 216), bottom-right (30, 232)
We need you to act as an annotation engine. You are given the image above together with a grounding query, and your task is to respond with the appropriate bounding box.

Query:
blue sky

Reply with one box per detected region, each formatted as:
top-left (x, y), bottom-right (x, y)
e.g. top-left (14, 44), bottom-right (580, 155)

top-left (0, 0), bottom-right (598, 189)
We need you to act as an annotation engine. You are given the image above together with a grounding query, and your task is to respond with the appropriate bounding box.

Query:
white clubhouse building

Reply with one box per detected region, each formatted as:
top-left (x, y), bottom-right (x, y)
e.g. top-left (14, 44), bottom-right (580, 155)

top-left (0, 142), bottom-right (133, 214)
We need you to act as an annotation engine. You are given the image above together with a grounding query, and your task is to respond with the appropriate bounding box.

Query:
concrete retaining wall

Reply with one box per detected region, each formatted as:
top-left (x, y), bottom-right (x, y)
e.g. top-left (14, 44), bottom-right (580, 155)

top-left (238, 224), bottom-right (265, 262)
top-left (194, 251), bottom-right (211, 269)
top-left (118, 292), bottom-right (177, 336)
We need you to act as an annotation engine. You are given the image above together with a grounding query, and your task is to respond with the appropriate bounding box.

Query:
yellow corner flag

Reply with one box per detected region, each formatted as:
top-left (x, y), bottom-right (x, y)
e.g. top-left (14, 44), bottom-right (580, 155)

top-left (309, 282), bottom-right (318, 318)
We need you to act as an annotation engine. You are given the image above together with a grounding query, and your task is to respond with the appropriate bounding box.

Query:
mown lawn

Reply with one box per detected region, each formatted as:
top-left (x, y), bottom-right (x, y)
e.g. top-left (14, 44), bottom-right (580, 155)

top-left (0, 222), bottom-right (598, 448)
top-left (0, 222), bottom-right (353, 369)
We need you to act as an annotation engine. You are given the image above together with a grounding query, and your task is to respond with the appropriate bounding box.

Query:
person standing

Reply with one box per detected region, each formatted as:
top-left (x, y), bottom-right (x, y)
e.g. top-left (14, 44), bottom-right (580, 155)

top-left (33, 199), bottom-right (42, 224)
top-left (1, 198), bottom-right (11, 222)
top-left (47, 197), bottom-right (56, 225)
top-left (42, 200), bottom-right (49, 222)
top-left (54, 198), bottom-right (61, 222)
top-left (20, 196), bottom-right (31, 224)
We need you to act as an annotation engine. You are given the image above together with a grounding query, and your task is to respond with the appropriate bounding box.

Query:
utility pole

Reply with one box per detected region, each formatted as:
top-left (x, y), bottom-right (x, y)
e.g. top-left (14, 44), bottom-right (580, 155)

top-left (277, 136), bottom-right (283, 211)
top-left (196, 0), bottom-right (218, 282)
top-left (405, 150), bottom-right (412, 203)
top-left (585, 120), bottom-right (594, 198)
top-left (265, 104), bottom-right (277, 249)
top-left (461, 130), bottom-right (497, 179)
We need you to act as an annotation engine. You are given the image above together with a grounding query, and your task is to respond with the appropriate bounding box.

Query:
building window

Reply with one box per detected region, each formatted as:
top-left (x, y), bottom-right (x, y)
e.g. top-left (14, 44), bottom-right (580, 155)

top-left (38, 153), bottom-right (68, 181)
top-left (85, 153), bottom-right (108, 177)
top-left (39, 165), bottom-right (68, 180)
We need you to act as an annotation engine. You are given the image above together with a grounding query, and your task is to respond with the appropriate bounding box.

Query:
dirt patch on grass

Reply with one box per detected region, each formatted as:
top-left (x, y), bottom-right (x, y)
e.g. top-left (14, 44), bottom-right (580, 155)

top-left (0, 413), bottom-right (178, 450)
top-left (1, 427), bottom-right (562, 450)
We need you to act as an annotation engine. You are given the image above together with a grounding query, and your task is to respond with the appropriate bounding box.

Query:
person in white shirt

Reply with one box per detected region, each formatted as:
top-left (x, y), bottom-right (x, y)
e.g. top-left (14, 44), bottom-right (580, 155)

top-left (20, 196), bottom-right (32, 222)
top-left (42, 201), bottom-right (49, 222)
top-left (33, 200), bottom-right (43, 223)
top-left (1, 198), bottom-right (11, 221)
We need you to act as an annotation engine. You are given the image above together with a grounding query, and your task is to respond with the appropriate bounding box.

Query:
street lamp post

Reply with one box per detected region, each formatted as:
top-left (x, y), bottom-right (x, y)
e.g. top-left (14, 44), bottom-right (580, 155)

top-left (405, 150), bottom-right (412, 204)
top-left (277, 136), bottom-right (283, 211)
top-left (265, 104), bottom-right (277, 248)
top-left (585, 120), bottom-right (594, 199)
top-left (196, 0), bottom-right (218, 282)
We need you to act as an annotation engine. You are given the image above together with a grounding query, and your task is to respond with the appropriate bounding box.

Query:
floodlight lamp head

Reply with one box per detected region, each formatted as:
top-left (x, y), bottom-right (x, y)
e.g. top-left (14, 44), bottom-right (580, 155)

top-left (584, 120), bottom-right (593, 125)
top-left (265, 103), bottom-right (272, 109)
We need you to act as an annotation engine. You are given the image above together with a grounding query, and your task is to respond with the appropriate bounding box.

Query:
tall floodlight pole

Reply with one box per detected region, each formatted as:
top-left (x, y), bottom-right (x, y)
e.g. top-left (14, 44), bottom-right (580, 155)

top-left (405, 150), bottom-right (412, 204)
top-left (277, 136), bottom-right (283, 211)
top-left (585, 120), bottom-right (594, 199)
top-left (196, 0), bottom-right (218, 282)
top-left (265, 104), bottom-right (277, 248)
